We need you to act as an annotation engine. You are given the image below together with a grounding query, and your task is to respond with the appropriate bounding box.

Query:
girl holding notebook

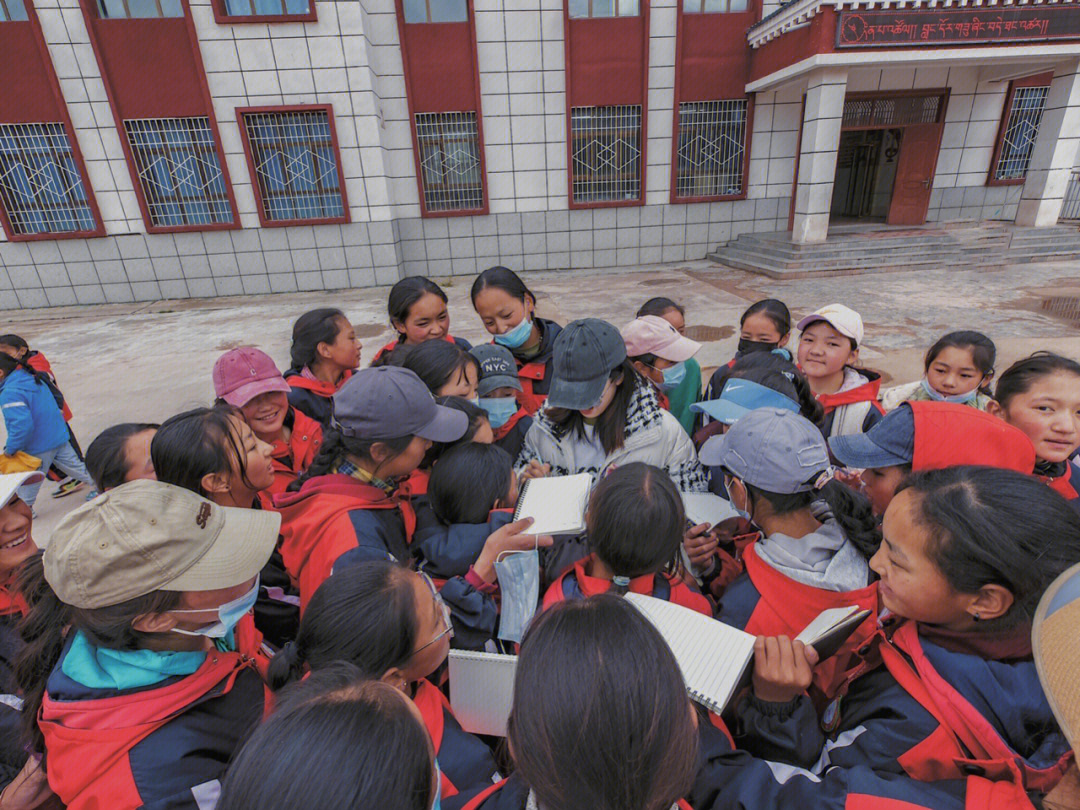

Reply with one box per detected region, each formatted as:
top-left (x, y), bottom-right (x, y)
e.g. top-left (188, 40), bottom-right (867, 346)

top-left (268, 560), bottom-right (500, 803)
top-left (515, 319), bottom-right (707, 494)
top-left (543, 463), bottom-right (711, 615)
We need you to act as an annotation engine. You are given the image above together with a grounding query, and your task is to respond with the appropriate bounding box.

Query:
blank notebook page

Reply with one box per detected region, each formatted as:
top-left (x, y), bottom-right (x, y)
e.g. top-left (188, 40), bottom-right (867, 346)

top-left (512, 473), bottom-right (593, 536)
top-left (447, 650), bottom-right (518, 737)
top-left (625, 592), bottom-right (757, 713)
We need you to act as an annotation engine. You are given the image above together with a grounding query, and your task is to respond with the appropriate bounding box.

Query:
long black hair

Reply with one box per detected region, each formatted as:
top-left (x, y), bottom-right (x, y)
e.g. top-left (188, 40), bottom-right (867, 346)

top-left (388, 277), bottom-right (448, 343)
top-left (0, 334), bottom-right (30, 358)
top-left (290, 427), bottom-right (414, 491)
top-left (897, 466), bottom-right (1080, 629)
top-left (429, 443), bottom-right (514, 525)
top-left (546, 360), bottom-right (643, 455)
top-left (995, 352), bottom-right (1080, 407)
top-left (0, 353), bottom-right (44, 386)
top-left (218, 666), bottom-right (433, 810)
top-left (509, 595), bottom-right (699, 810)
top-left (85, 422), bottom-right (160, 491)
top-left (419, 395), bottom-right (488, 470)
top-left (470, 265), bottom-right (536, 308)
top-left (151, 405), bottom-right (257, 499)
top-left (925, 331), bottom-right (996, 394)
top-left (401, 339), bottom-right (478, 395)
top-left (267, 560), bottom-right (419, 690)
top-left (289, 308), bottom-right (347, 371)
top-left (586, 463), bottom-right (685, 593)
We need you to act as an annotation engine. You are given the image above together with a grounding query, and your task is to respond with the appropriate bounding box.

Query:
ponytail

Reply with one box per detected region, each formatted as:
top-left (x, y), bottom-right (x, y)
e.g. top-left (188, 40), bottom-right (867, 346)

top-left (267, 640), bottom-right (306, 691)
top-left (816, 478), bottom-right (881, 560)
top-left (288, 427), bottom-right (415, 493)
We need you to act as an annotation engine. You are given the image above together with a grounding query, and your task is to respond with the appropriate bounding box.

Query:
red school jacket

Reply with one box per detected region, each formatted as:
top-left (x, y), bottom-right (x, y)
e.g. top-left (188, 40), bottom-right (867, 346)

top-left (542, 554), bottom-right (712, 616)
top-left (257, 407), bottom-right (324, 507)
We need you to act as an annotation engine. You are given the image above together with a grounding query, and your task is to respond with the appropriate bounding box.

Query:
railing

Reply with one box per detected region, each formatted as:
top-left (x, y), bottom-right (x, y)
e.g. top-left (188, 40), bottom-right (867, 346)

top-left (1062, 171), bottom-right (1080, 221)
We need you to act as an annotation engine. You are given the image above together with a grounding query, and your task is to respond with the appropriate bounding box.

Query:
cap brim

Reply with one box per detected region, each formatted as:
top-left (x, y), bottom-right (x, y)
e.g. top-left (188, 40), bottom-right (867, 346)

top-left (1, 471), bottom-right (46, 508)
top-left (1033, 561), bottom-right (1080, 751)
top-left (165, 506), bottom-right (281, 593)
top-left (655, 335), bottom-right (702, 363)
top-left (828, 433), bottom-right (911, 469)
top-left (478, 374), bottom-right (523, 396)
top-left (414, 403), bottom-right (470, 443)
top-left (220, 377), bottom-right (292, 408)
top-left (698, 433), bottom-right (730, 467)
top-left (691, 399), bottom-right (751, 426)
top-left (545, 374), bottom-right (610, 412)
top-left (796, 314), bottom-right (858, 342)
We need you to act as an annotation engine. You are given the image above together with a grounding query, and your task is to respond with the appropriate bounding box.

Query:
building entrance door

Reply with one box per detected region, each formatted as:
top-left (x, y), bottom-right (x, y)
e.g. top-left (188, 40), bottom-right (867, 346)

top-left (887, 123), bottom-right (944, 225)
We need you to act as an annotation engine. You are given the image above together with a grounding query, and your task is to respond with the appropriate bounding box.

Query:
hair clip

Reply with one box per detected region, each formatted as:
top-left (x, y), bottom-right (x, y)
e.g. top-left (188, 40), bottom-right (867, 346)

top-left (612, 575), bottom-right (631, 588)
top-left (812, 467), bottom-right (838, 490)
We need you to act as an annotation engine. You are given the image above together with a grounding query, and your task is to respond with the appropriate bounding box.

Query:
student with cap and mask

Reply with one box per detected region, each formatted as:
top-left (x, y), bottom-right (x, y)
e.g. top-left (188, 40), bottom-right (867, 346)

top-left (621, 314), bottom-right (702, 427)
top-left (274, 366), bottom-right (548, 647)
top-left (516, 318), bottom-right (706, 493)
top-left (829, 400), bottom-right (1038, 515)
top-left (471, 344), bottom-right (533, 461)
top-left (701, 407), bottom-right (881, 698)
top-left (12, 480), bottom-right (280, 810)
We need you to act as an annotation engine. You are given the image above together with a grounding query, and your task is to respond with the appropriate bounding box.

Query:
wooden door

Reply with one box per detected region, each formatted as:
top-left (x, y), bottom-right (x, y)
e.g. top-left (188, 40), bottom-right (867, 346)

top-left (887, 123), bottom-right (943, 226)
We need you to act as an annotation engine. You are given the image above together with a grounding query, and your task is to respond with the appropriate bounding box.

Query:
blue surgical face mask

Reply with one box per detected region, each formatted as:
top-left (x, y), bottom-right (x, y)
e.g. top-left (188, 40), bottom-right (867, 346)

top-left (494, 548), bottom-right (540, 643)
top-left (660, 361), bottom-right (687, 392)
top-left (723, 478), bottom-right (753, 522)
top-left (171, 578), bottom-right (260, 639)
top-left (494, 317), bottom-right (534, 350)
top-left (920, 378), bottom-right (978, 404)
top-left (478, 396), bottom-right (518, 429)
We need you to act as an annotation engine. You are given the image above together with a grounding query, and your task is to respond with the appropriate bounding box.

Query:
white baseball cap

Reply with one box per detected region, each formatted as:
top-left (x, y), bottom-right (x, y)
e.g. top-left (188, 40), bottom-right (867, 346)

top-left (796, 304), bottom-right (864, 347)
top-left (0, 471), bottom-right (45, 510)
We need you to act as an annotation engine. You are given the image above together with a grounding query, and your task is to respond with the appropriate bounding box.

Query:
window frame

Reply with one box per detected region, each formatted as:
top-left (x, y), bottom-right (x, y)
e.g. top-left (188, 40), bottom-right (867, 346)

top-left (402, 0), bottom-right (467, 23)
top-left (568, 0), bottom-right (639, 18)
top-left (0, 0), bottom-right (29, 21)
top-left (682, 0), bottom-right (747, 13)
top-left (567, 104), bottom-right (645, 209)
top-left (669, 96), bottom-right (753, 203)
top-left (987, 74), bottom-right (1053, 187)
top-left (413, 110), bottom-right (486, 215)
top-left (209, 0), bottom-right (315, 25)
top-left (236, 104), bottom-right (351, 228)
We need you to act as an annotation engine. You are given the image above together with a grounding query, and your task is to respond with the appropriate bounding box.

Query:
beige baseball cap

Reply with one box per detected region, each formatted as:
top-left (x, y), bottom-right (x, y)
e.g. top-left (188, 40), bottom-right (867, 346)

top-left (1033, 561), bottom-right (1080, 751)
top-left (796, 304), bottom-right (865, 347)
top-left (44, 479), bottom-right (281, 610)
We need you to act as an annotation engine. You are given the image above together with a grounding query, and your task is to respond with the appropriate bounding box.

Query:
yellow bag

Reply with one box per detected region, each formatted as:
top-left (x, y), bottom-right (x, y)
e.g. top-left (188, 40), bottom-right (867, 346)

top-left (0, 451), bottom-right (42, 474)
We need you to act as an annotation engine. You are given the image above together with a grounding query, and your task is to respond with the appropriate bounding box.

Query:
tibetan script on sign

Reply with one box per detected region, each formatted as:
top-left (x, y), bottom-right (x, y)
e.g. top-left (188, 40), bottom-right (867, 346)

top-left (836, 5), bottom-right (1080, 47)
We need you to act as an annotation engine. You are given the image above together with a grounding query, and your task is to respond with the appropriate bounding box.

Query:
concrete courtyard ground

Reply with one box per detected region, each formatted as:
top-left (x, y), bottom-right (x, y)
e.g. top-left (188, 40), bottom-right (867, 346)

top-left (6, 257), bottom-right (1080, 540)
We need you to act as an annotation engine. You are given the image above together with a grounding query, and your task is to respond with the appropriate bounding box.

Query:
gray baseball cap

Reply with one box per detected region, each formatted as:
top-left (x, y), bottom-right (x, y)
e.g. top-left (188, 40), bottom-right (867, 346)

top-left (700, 408), bottom-right (830, 493)
top-left (547, 319), bottom-right (627, 411)
top-left (332, 366), bottom-right (468, 443)
top-left (470, 344), bottom-right (523, 397)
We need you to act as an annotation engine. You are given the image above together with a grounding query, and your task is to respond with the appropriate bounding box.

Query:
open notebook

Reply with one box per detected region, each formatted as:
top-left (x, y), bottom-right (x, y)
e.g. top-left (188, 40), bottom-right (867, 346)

top-left (624, 592), bottom-right (757, 714)
top-left (447, 650), bottom-right (519, 737)
top-left (681, 492), bottom-right (740, 528)
top-left (794, 605), bottom-right (873, 661)
top-left (513, 473), bottom-right (592, 536)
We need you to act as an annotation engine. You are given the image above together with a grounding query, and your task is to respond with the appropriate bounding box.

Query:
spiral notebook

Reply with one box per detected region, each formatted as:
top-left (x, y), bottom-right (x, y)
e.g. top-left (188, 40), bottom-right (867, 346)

top-left (512, 473), bottom-right (593, 536)
top-left (447, 649), bottom-right (519, 737)
top-left (624, 592), bottom-right (757, 714)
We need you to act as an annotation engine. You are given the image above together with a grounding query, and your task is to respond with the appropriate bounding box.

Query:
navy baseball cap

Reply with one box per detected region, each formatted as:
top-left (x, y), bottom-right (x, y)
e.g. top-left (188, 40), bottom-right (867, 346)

top-left (692, 378), bottom-right (800, 425)
top-left (828, 404), bottom-right (915, 469)
top-left (547, 319), bottom-right (627, 411)
top-left (332, 366), bottom-right (468, 443)
top-left (470, 344), bottom-right (523, 397)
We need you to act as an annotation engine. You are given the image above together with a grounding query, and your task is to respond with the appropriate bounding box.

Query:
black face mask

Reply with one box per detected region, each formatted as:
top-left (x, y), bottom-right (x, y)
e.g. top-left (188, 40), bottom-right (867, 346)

top-left (737, 338), bottom-right (778, 355)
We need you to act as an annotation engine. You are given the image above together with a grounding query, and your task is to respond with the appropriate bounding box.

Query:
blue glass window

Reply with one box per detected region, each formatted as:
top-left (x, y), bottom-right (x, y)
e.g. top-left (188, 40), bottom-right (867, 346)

top-left (0, 0), bottom-right (29, 21)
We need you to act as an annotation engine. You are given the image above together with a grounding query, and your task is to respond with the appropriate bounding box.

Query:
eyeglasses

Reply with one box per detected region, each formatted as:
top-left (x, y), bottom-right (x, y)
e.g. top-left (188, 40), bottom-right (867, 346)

top-left (415, 571), bottom-right (454, 654)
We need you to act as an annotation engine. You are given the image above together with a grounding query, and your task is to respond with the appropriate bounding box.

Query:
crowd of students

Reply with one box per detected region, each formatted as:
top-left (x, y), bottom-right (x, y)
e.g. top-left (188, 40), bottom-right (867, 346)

top-left (1, 264), bottom-right (1079, 810)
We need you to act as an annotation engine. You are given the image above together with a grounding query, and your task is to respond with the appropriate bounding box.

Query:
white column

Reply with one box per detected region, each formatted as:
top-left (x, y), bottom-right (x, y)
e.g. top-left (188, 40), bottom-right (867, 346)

top-left (791, 67), bottom-right (848, 244)
top-left (1016, 59), bottom-right (1080, 227)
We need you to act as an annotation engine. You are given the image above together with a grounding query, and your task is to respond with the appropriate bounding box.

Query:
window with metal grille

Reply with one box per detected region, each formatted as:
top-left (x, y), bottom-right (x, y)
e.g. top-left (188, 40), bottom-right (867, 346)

top-left (222, 0), bottom-right (309, 15)
top-left (842, 94), bottom-right (941, 129)
top-left (0, 0), bottom-right (28, 21)
top-left (993, 86), bottom-right (1049, 181)
top-left (403, 0), bottom-right (466, 22)
top-left (0, 123), bottom-right (96, 235)
top-left (675, 99), bottom-right (747, 199)
top-left (241, 110), bottom-right (346, 223)
top-left (568, 0), bottom-right (639, 18)
top-left (415, 111), bottom-right (484, 212)
top-left (124, 117), bottom-right (233, 228)
top-left (570, 105), bottom-right (641, 204)
top-left (97, 0), bottom-right (182, 16)
top-left (684, 0), bottom-right (747, 13)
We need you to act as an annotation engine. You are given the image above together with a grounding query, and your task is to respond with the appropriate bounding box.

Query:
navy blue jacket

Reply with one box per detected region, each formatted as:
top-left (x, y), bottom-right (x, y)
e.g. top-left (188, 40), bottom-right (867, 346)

top-left (413, 511), bottom-right (515, 580)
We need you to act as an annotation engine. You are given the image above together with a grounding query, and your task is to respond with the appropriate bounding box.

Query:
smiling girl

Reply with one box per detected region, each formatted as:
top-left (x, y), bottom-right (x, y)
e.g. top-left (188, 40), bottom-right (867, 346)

top-left (284, 308), bottom-right (362, 425)
top-left (372, 277), bottom-right (472, 363)
top-left (990, 352), bottom-right (1080, 510)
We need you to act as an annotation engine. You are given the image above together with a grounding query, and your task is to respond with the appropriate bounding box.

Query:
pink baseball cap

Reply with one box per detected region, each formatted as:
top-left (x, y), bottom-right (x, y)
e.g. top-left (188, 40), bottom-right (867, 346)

top-left (621, 315), bottom-right (702, 363)
top-left (213, 347), bottom-right (291, 407)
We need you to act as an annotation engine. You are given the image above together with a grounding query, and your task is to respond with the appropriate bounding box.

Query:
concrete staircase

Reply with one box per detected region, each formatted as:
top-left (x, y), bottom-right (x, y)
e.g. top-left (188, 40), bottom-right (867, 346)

top-left (707, 221), bottom-right (1080, 279)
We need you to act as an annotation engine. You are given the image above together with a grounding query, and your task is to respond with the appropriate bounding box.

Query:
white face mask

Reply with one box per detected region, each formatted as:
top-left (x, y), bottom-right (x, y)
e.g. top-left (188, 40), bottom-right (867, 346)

top-left (169, 578), bottom-right (260, 639)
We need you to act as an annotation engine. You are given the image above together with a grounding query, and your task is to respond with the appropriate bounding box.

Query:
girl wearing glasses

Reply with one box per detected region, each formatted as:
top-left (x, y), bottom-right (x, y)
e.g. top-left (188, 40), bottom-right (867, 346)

top-left (268, 560), bottom-right (499, 802)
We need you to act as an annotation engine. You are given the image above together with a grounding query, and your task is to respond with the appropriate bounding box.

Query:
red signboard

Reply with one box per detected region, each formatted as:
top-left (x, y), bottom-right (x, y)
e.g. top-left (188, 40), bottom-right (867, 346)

top-left (836, 5), bottom-right (1080, 47)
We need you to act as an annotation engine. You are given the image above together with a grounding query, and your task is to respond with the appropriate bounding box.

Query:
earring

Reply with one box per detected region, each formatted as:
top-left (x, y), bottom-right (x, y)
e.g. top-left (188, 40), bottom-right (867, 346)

top-left (973, 612), bottom-right (981, 622)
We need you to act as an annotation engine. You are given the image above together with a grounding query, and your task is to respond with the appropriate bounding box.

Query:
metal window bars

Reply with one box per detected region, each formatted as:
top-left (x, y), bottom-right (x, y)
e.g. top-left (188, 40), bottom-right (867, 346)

top-left (243, 110), bottom-right (345, 222)
top-left (567, 0), bottom-right (639, 18)
top-left (994, 86), bottom-right (1050, 181)
top-left (842, 94), bottom-right (941, 129)
top-left (0, 0), bottom-right (29, 21)
top-left (124, 117), bottom-right (234, 227)
top-left (1062, 171), bottom-right (1080, 221)
top-left (0, 123), bottom-right (96, 235)
top-left (570, 105), bottom-right (642, 204)
top-left (415, 111), bottom-right (484, 212)
top-left (402, 0), bottom-right (467, 23)
top-left (223, 0), bottom-right (309, 14)
top-left (675, 99), bottom-right (747, 198)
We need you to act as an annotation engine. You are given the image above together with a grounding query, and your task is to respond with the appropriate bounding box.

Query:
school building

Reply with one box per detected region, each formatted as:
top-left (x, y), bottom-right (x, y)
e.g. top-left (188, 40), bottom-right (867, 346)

top-left (1, 0), bottom-right (1080, 308)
